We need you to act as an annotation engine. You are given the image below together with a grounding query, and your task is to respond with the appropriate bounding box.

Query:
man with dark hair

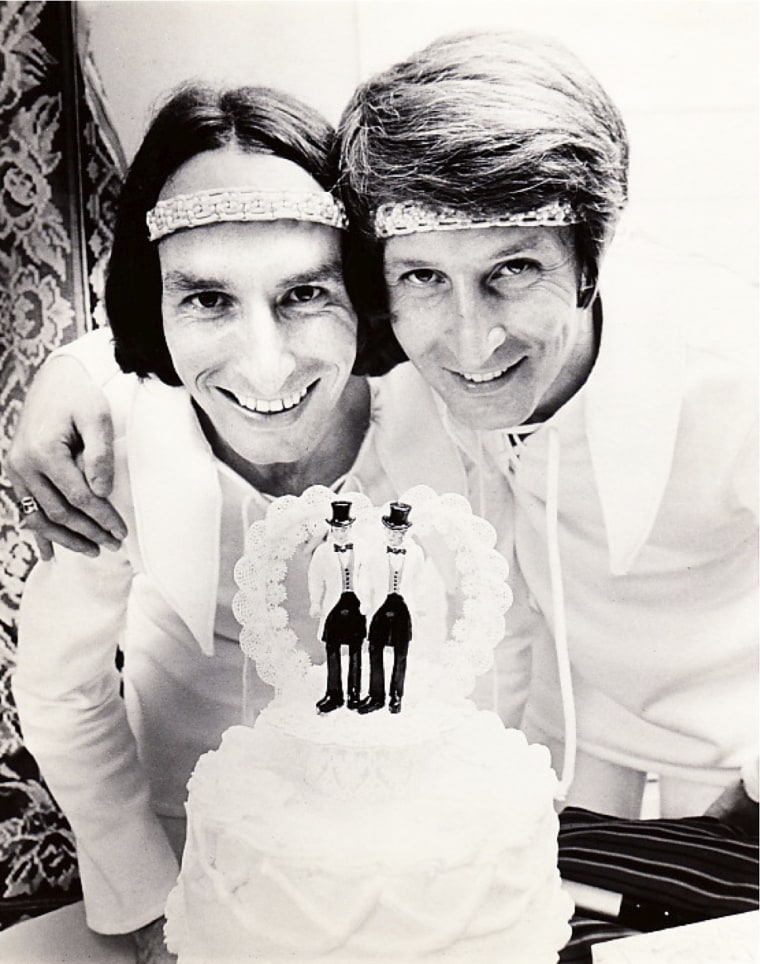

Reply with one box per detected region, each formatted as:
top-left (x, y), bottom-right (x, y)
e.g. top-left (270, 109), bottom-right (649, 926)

top-left (9, 80), bottom-right (481, 962)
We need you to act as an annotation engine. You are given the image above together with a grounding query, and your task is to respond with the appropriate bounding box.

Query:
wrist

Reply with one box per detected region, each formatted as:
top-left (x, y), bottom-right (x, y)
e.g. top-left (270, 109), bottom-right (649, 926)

top-left (132, 916), bottom-right (165, 948)
top-left (132, 916), bottom-right (176, 964)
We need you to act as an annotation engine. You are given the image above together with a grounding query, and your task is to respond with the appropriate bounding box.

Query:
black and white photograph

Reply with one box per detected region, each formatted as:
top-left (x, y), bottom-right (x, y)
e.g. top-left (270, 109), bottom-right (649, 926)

top-left (0, 1), bottom-right (757, 962)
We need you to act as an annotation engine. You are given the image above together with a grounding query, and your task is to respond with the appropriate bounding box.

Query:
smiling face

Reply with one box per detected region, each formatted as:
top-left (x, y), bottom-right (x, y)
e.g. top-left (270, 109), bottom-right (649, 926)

top-left (383, 225), bottom-right (597, 430)
top-left (158, 149), bottom-right (357, 468)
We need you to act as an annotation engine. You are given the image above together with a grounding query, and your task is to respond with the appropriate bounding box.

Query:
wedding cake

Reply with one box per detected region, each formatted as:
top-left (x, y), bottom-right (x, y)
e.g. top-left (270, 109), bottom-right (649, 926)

top-left (164, 486), bottom-right (574, 962)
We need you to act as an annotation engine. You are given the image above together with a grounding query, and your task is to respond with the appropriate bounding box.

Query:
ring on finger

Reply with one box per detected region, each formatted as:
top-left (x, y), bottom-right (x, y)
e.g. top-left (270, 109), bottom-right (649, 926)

top-left (18, 496), bottom-right (40, 516)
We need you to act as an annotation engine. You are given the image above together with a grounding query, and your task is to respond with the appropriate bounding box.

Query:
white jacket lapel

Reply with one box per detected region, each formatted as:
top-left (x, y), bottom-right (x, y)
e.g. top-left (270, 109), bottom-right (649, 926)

top-left (586, 233), bottom-right (687, 575)
top-left (127, 380), bottom-right (221, 654)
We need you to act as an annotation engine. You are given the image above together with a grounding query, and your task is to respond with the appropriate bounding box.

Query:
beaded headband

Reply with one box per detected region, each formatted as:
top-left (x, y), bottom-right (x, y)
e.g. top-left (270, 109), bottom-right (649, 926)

top-left (146, 188), bottom-right (348, 241)
top-left (373, 199), bottom-right (579, 239)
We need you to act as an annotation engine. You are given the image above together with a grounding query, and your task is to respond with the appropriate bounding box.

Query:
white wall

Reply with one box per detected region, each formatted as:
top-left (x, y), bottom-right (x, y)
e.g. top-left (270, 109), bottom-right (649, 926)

top-left (80, 0), bottom-right (758, 280)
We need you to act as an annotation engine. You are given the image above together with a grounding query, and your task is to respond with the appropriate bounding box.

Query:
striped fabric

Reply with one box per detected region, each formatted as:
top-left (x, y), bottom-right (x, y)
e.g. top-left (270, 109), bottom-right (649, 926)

top-left (557, 806), bottom-right (758, 963)
top-left (560, 914), bottom-right (639, 963)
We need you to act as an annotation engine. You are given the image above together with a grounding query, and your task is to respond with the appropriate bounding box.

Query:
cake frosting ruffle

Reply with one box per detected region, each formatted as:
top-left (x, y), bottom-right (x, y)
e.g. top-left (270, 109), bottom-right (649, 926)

top-left (164, 486), bottom-right (574, 961)
top-left (165, 695), bottom-right (573, 962)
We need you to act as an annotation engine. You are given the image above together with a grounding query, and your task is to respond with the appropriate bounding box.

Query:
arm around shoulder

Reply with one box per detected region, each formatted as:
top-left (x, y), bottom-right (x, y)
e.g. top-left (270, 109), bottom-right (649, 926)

top-left (7, 332), bottom-right (130, 556)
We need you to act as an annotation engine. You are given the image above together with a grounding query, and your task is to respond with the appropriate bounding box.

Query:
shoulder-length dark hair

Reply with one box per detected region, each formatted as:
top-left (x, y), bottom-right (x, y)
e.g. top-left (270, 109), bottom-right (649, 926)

top-left (105, 83), bottom-right (392, 383)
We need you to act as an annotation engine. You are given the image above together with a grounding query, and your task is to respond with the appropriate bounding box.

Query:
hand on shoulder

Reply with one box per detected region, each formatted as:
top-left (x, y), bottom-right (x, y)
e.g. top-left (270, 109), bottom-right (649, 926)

top-left (8, 353), bottom-right (126, 558)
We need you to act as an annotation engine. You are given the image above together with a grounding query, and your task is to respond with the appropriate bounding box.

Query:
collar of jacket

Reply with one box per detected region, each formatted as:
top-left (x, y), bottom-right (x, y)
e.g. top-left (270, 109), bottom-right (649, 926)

top-left (127, 379), bottom-right (221, 655)
top-left (584, 230), bottom-right (688, 574)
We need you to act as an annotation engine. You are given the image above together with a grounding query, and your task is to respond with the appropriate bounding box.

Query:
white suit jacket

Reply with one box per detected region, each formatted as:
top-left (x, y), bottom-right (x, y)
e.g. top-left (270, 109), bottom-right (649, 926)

top-left (438, 231), bottom-right (758, 789)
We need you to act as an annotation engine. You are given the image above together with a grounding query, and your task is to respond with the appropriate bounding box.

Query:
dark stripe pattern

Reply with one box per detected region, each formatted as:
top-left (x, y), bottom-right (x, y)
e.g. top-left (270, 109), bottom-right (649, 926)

top-left (560, 914), bottom-right (639, 963)
top-left (557, 806), bottom-right (758, 963)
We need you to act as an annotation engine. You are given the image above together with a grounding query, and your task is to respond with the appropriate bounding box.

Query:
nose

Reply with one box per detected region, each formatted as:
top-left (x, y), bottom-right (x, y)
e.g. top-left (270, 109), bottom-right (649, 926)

top-left (238, 301), bottom-right (296, 396)
top-left (448, 286), bottom-right (505, 371)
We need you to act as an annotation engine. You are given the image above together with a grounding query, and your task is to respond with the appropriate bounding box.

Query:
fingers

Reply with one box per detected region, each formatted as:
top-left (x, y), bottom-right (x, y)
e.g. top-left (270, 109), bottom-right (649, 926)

top-left (32, 533), bottom-right (54, 562)
top-left (9, 479), bottom-right (55, 560)
top-left (6, 351), bottom-right (122, 553)
top-left (8, 462), bottom-right (126, 554)
top-left (79, 408), bottom-right (116, 499)
top-left (26, 518), bottom-right (102, 558)
top-left (8, 474), bottom-right (82, 559)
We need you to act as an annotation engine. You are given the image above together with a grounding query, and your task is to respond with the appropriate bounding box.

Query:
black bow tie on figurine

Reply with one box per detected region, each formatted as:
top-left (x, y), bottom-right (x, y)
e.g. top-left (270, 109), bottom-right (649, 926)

top-left (386, 547), bottom-right (406, 555)
top-left (333, 543), bottom-right (354, 553)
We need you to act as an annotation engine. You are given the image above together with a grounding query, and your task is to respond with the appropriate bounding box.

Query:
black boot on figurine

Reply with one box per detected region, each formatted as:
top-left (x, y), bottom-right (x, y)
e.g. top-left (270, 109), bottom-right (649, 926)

top-left (346, 689), bottom-right (361, 711)
top-left (357, 695), bottom-right (384, 715)
top-left (316, 692), bottom-right (344, 714)
top-left (388, 694), bottom-right (402, 714)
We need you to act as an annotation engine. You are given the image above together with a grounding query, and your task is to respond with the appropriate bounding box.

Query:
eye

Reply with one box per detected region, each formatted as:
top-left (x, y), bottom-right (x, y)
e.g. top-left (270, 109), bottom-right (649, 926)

top-left (283, 284), bottom-right (324, 305)
top-left (187, 290), bottom-right (229, 311)
top-left (491, 259), bottom-right (540, 281)
top-left (401, 268), bottom-right (443, 287)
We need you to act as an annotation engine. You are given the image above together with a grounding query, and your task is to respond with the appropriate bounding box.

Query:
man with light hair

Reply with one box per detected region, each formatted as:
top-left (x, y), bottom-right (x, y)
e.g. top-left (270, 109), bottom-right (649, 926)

top-left (335, 30), bottom-right (757, 821)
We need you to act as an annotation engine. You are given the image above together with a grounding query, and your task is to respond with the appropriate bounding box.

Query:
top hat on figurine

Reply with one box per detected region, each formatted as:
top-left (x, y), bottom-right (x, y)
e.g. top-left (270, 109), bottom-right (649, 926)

top-left (382, 502), bottom-right (412, 530)
top-left (326, 500), bottom-right (355, 527)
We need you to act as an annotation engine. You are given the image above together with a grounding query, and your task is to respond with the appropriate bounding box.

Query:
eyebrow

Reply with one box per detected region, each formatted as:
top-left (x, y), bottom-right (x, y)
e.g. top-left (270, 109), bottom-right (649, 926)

top-left (162, 259), bottom-right (345, 292)
top-left (384, 235), bottom-right (559, 269)
top-left (162, 271), bottom-right (226, 292)
top-left (279, 260), bottom-right (345, 288)
top-left (490, 240), bottom-right (551, 259)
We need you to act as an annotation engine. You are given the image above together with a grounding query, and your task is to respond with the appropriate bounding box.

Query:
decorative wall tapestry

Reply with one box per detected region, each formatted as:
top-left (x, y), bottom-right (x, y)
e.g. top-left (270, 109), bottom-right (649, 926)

top-left (0, 0), bottom-right (124, 927)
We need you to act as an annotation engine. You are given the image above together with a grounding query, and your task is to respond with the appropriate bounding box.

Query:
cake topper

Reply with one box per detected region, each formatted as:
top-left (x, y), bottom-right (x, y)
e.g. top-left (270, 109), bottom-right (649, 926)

top-left (308, 501), bottom-right (367, 713)
top-left (233, 485), bottom-right (513, 704)
top-left (358, 502), bottom-right (423, 715)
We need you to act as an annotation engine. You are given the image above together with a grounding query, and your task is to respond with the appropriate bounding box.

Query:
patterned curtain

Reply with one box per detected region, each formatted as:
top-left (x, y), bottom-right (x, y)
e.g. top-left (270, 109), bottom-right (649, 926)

top-left (0, 0), bottom-right (123, 926)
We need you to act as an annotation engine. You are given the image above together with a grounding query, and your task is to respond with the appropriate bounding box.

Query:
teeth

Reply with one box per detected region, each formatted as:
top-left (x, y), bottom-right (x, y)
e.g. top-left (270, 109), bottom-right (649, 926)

top-left (234, 386), bottom-right (308, 414)
top-left (460, 369), bottom-right (508, 384)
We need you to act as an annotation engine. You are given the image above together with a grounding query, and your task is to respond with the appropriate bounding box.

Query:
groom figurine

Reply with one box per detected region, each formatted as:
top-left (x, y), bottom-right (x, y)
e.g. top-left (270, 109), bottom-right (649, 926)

top-left (358, 502), bottom-right (423, 715)
top-left (309, 501), bottom-right (367, 713)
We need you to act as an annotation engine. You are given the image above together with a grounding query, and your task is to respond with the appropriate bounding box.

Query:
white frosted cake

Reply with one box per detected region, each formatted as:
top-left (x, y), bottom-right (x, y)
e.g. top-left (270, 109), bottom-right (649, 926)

top-left (164, 486), bottom-right (573, 962)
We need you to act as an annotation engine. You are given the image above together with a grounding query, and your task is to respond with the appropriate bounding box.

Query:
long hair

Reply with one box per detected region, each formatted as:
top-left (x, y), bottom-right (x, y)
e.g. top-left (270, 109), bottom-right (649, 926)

top-left (105, 83), bottom-right (389, 383)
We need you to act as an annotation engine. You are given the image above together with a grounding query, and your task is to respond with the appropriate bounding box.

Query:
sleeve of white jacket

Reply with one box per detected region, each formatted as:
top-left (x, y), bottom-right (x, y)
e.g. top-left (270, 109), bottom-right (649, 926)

top-left (50, 327), bottom-right (122, 385)
top-left (13, 546), bottom-right (180, 934)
